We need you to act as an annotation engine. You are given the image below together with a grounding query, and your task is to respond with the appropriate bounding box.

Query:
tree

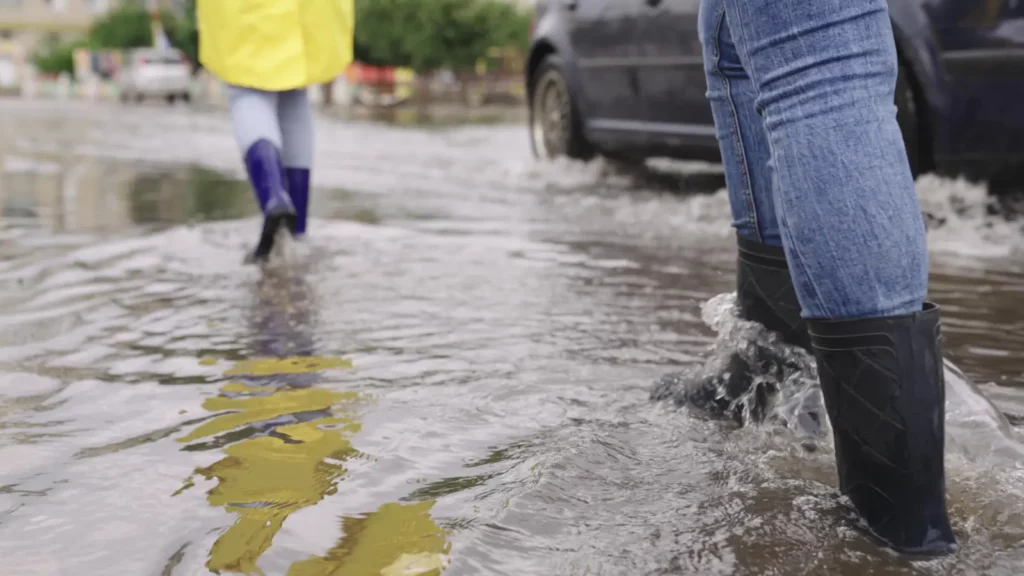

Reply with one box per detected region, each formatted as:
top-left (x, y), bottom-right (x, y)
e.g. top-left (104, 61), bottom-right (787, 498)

top-left (164, 0), bottom-right (200, 72)
top-left (32, 36), bottom-right (88, 75)
top-left (88, 3), bottom-right (153, 49)
top-left (353, 0), bottom-right (416, 68)
top-left (353, 0), bottom-right (531, 73)
top-left (405, 0), bottom-right (498, 73)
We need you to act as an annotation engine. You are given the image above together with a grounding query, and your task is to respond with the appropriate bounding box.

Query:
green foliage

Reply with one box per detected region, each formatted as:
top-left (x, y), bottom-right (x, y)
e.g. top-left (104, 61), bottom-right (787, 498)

top-left (165, 0), bottom-right (199, 71)
top-left (87, 3), bottom-right (153, 49)
top-left (492, 3), bottom-right (533, 56)
top-left (32, 36), bottom-right (86, 75)
top-left (353, 0), bottom-right (414, 68)
top-left (355, 0), bottom-right (532, 72)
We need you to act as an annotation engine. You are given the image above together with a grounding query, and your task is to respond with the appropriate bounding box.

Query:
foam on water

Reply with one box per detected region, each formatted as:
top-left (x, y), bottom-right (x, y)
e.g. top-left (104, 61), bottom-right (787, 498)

top-left (918, 174), bottom-right (1024, 261)
top-left (522, 155), bottom-right (1024, 266)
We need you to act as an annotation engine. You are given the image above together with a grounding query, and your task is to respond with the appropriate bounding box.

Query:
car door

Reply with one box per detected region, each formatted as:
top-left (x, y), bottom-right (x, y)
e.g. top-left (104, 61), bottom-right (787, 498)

top-left (567, 0), bottom-right (647, 130)
top-left (634, 0), bottom-right (717, 146)
top-left (925, 0), bottom-right (1024, 169)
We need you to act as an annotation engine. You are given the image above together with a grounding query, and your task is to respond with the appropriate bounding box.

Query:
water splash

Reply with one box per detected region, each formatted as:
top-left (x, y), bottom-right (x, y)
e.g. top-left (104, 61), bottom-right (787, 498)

top-left (651, 293), bottom-right (825, 438)
top-left (653, 291), bottom-right (1024, 459)
top-left (918, 174), bottom-right (1024, 260)
top-left (944, 360), bottom-right (1024, 464)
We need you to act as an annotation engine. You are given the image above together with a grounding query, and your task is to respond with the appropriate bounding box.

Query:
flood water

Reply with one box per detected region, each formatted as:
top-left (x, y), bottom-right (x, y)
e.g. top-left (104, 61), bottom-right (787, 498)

top-left (1, 100), bottom-right (1024, 575)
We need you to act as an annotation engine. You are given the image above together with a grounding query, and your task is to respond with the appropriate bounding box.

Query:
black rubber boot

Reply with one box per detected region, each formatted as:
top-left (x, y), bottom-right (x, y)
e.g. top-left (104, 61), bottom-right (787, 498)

top-left (808, 302), bottom-right (957, 555)
top-left (735, 235), bottom-right (809, 350)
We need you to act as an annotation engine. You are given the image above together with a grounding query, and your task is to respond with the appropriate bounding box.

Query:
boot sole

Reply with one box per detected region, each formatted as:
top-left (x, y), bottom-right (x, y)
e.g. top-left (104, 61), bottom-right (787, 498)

top-left (252, 209), bottom-right (297, 263)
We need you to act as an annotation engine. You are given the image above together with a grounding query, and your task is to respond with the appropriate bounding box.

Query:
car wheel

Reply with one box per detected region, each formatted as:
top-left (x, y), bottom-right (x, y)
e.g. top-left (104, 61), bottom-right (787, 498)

top-left (895, 60), bottom-right (921, 178)
top-left (181, 92), bottom-right (192, 104)
top-left (529, 55), bottom-right (594, 161)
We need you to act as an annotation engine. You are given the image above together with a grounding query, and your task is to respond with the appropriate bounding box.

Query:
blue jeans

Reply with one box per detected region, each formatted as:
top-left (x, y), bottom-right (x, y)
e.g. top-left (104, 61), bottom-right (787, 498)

top-left (698, 0), bottom-right (928, 320)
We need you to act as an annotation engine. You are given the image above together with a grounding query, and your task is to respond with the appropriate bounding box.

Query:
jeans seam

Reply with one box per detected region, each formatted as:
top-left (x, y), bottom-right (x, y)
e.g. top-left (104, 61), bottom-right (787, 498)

top-left (713, 9), bottom-right (760, 242)
top-left (725, 7), bottom-right (829, 318)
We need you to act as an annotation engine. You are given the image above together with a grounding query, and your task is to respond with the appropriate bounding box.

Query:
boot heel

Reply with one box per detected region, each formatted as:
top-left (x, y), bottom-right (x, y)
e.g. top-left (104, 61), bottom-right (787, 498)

top-left (253, 207), bottom-right (296, 262)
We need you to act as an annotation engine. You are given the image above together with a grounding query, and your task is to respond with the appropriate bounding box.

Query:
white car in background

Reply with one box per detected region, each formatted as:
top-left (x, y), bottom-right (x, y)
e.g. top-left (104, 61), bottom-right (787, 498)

top-left (118, 48), bottom-right (192, 104)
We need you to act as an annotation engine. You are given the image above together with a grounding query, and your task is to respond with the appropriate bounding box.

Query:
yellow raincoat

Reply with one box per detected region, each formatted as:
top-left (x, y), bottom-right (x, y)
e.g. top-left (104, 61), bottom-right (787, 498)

top-left (197, 0), bottom-right (355, 92)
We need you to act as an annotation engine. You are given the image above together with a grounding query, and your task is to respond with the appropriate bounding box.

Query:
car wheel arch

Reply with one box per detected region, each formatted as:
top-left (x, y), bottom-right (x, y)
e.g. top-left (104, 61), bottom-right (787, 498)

top-left (889, 13), bottom-right (943, 176)
top-left (894, 42), bottom-right (935, 176)
top-left (526, 41), bottom-right (557, 96)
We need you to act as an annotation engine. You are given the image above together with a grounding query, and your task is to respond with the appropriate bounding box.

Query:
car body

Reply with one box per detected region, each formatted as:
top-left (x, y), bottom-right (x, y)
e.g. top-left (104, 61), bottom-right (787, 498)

top-left (118, 48), bottom-right (192, 104)
top-left (526, 0), bottom-right (1024, 185)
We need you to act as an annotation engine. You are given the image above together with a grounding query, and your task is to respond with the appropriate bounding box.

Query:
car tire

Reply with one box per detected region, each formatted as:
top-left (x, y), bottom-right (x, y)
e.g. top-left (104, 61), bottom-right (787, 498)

top-left (895, 60), bottom-right (921, 178)
top-left (529, 55), bottom-right (594, 161)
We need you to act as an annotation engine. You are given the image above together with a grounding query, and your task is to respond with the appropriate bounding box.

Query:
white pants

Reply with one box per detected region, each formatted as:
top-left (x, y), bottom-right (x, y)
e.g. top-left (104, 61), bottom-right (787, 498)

top-left (227, 85), bottom-right (314, 169)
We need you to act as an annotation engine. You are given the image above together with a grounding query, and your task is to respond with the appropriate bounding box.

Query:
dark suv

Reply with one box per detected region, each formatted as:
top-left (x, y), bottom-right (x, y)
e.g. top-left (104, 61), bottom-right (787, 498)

top-left (526, 0), bottom-right (1024, 183)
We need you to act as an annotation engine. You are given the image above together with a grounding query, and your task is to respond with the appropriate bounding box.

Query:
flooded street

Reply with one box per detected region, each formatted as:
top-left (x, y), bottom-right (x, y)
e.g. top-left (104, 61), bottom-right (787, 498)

top-left (2, 100), bottom-right (1024, 575)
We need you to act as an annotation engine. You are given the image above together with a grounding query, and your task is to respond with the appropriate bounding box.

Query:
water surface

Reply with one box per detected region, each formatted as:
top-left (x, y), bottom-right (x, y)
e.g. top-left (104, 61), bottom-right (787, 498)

top-left (1, 101), bottom-right (1023, 575)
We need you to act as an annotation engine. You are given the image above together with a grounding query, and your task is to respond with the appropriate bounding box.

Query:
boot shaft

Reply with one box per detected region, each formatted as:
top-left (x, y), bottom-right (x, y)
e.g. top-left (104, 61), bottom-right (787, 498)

top-left (736, 235), bottom-right (810, 351)
top-left (285, 167), bottom-right (311, 236)
top-left (808, 303), bottom-right (956, 555)
top-left (245, 139), bottom-right (295, 215)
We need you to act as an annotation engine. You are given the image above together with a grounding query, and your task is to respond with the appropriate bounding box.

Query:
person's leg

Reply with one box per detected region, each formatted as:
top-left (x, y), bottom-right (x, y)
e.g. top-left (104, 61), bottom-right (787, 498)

top-left (721, 0), bottom-right (925, 320)
top-left (699, 0), bottom-right (780, 247)
top-left (676, 0), bottom-right (808, 425)
top-left (277, 88), bottom-right (315, 237)
top-left (227, 85), bottom-right (295, 260)
top-left (720, 0), bottom-right (955, 554)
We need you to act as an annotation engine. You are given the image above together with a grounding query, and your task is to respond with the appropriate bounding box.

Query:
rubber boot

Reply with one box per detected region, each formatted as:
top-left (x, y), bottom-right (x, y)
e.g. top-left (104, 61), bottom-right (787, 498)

top-left (285, 167), bottom-right (310, 237)
top-left (808, 302), bottom-right (957, 555)
top-left (245, 139), bottom-right (296, 262)
top-left (670, 235), bottom-right (813, 424)
top-left (735, 234), bottom-right (809, 350)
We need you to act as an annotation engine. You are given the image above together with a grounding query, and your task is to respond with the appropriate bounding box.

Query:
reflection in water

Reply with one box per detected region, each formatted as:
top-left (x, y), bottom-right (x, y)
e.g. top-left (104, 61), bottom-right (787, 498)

top-left (175, 264), bottom-right (449, 575)
top-left (289, 500), bottom-right (450, 576)
top-left (128, 165), bottom-right (254, 227)
top-left (1, 157), bottom-right (256, 234)
top-left (176, 267), bottom-right (361, 574)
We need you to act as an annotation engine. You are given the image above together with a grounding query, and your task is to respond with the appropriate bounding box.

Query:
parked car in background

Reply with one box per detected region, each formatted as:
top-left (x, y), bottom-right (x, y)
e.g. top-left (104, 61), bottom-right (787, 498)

top-left (526, 0), bottom-right (1024, 185)
top-left (118, 48), bottom-right (192, 104)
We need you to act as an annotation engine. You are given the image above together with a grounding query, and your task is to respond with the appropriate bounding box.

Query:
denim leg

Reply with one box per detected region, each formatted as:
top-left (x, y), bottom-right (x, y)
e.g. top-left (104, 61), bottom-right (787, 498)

top-left (698, 0), bottom-right (780, 246)
top-left (721, 0), bottom-right (927, 320)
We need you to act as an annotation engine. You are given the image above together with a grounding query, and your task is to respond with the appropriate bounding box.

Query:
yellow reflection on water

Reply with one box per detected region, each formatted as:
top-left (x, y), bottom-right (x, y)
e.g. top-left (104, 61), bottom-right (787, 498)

top-left (178, 356), bottom-right (360, 575)
top-left (226, 357), bottom-right (354, 376)
top-left (288, 500), bottom-right (450, 576)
